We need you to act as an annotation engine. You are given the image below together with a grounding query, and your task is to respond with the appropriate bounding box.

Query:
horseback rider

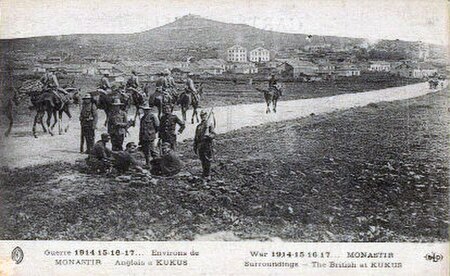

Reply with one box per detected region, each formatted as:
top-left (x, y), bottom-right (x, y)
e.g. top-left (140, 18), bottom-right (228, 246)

top-left (185, 72), bottom-right (200, 103)
top-left (159, 104), bottom-right (185, 150)
top-left (99, 73), bottom-right (112, 92)
top-left (155, 70), bottom-right (174, 104)
top-left (40, 70), bottom-right (69, 100)
top-left (268, 73), bottom-right (282, 96)
top-left (126, 70), bottom-right (140, 92)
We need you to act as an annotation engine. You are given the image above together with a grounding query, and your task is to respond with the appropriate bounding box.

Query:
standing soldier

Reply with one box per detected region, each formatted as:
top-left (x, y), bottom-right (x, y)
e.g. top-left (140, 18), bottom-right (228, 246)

top-left (79, 93), bottom-right (98, 153)
top-left (139, 104), bottom-right (160, 167)
top-left (99, 73), bottom-right (112, 92)
top-left (108, 98), bottom-right (130, 151)
top-left (193, 110), bottom-right (216, 180)
top-left (159, 104), bottom-right (185, 150)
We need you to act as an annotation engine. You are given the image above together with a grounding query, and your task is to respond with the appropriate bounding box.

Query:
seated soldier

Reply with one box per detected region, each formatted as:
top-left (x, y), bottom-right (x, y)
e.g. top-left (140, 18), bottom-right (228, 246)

top-left (86, 133), bottom-right (113, 173)
top-left (150, 142), bottom-right (182, 177)
top-left (111, 142), bottom-right (145, 174)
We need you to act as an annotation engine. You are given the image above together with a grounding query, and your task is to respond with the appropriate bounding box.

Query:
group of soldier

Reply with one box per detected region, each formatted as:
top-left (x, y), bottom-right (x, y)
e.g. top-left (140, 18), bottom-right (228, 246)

top-left (77, 69), bottom-right (214, 179)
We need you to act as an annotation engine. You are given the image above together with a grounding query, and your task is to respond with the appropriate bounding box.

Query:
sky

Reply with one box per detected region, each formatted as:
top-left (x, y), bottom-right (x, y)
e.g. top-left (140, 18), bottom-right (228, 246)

top-left (0, 0), bottom-right (448, 45)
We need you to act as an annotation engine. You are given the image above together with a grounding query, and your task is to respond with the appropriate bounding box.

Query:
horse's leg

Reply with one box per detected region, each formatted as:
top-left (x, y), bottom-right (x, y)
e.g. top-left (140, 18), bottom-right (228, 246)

top-left (133, 106), bottom-right (139, 124)
top-left (273, 98), bottom-right (277, 113)
top-left (64, 106), bottom-right (72, 132)
top-left (266, 99), bottom-right (271, 113)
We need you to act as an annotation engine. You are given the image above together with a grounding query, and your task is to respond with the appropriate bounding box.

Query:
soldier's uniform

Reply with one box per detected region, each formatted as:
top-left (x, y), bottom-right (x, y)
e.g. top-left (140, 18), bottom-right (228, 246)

top-left (87, 134), bottom-right (112, 173)
top-left (107, 100), bottom-right (129, 151)
top-left (99, 76), bottom-right (112, 91)
top-left (127, 71), bottom-right (140, 89)
top-left (268, 75), bottom-right (282, 96)
top-left (194, 111), bottom-right (216, 178)
top-left (185, 76), bottom-right (199, 103)
top-left (79, 94), bottom-right (98, 153)
top-left (139, 105), bottom-right (160, 166)
top-left (150, 144), bottom-right (182, 176)
top-left (159, 109), bottom-right (185, 150)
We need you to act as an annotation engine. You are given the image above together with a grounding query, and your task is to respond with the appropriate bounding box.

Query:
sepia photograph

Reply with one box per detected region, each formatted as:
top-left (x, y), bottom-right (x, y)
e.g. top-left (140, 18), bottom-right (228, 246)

top-left (0, 0), bottom-right (448, 263)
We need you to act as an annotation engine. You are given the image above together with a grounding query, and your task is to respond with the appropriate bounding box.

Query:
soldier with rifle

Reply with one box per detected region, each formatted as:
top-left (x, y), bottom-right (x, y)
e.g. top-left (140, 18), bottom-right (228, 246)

top-left (108, 98), bottom-right (132, 151)
top-left (193, 109), bottom-right (216, 180)
top-left (79, 93), bottom-right (98, 154)
top-left (139, 103), bottom-right (160, 167)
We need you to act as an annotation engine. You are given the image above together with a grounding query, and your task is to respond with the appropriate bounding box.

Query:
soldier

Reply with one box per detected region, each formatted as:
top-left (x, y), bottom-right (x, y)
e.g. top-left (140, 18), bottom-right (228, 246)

top-left (185, 72), bottom-right (200, 102)
top-left (127, 70), bottom-right (140, 90)
top-left (159, 104), bottom-right (185, 150)
top-left (107, 98), bottom-right (130, 151)
top-left (40, 71), bottom-right (69, 99)
top-left (139, 103), bottom-right (159, 167)
top-left (193, 110), bottom-right (216, 180)
top-left (99, 73), bottom-right (112, 92)
top-left (268, 73), bottom-right (282, 96)
top-left (150, 142), bottom-right (182, 176)
top-left (79, 93), bottom-right (98, 154)
top-left (87, 133), bottom-right (112, 173)
top-left (111, 142), bottom-right (145, 174)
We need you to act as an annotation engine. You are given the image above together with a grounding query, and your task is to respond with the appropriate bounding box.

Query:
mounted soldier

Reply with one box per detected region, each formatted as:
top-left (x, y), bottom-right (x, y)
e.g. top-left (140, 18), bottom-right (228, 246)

top-left (79, 93), bottom-right (98, 154)
top-left (99, 73), bottom-right (112, 92)
top-left (185, 72), bottom-right (200, 103)
top-left (159, 104), bottom-right (185, 150)
top-left (40, 70), bottom-right (69, 101)
top-left (268, 73), bottom-right (282, 96)
top-left (126, 70), bottom-right (140, 92)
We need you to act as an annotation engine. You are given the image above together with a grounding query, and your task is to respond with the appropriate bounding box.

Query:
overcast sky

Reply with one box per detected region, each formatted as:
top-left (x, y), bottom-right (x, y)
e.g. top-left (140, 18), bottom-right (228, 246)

top-left (0, 0), bottom-right (448, 45)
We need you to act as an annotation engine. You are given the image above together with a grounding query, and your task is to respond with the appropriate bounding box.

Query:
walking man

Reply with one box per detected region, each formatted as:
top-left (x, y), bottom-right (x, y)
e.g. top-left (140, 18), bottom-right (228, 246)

top-left (79, 93), bottom-right (98, 153)
top-left (193, 110), bottom-right (216, 180)
top-left (139, 104), bottom-right (159, 167)
top-left (159, 104), bottom-right (185, 150)
top-left (108, 98), bottom-right (130, 151)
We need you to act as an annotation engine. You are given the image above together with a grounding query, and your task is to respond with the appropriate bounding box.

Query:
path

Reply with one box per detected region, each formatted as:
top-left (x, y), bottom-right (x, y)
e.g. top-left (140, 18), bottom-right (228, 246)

top-left (0, 82), bottom-right (443, 168)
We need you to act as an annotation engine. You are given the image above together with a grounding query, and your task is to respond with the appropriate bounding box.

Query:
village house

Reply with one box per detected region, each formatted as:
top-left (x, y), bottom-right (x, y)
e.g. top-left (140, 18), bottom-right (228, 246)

top-left (44, 56), bottom-right (63, 64)
top-left (228, 62), bottom-right (258, 74)
top-left (412, 63), bottom-right (437, 78)
top-left (194, 59), bottom-right (227, 75)
top-left (249, 47), bottom-right (271, 63)
top-left (277, 59), bottom-right (319, 78)
top-left (369, 61), bottom-right (391, 72)
top-left (391, 62), bottom-right (415, 78)
top-left (96, 61), bottom-right (114, 75)
top-left (226, 45), bottom-right (247, 63)
top-left (335, 64), bottom-right (361, 77)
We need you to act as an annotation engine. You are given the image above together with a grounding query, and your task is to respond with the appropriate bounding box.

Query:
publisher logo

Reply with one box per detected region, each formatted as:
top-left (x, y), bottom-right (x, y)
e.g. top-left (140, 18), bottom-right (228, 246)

top-left (11, 247), bottom-right (24, 264)
top-left (424, 252), bottom-right (443, 263)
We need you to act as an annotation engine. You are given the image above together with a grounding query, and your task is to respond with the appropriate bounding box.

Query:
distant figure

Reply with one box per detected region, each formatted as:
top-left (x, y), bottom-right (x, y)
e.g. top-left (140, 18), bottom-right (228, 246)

top-left (159, 104), bottom-right (185, 150)
top-left (107, 99), bottom-right (130, 151)
top-left (127, 70), bottom-right (140, 90)
top-left (194, 110), bottom-right (216, 180)
top-left (111, 142), bottom-right (145, 174)
top-left (99, 73), bottom-right (112, 92)
top-left (185, 72), bottom-right (200, 103)
top-left (150, 142), bottom-right (182, 176)
top-left (139, 103), bottom-right (160, 167)
top-left (87, 133), bottom-right (113, 173)
top-left (268, 73), bottom-right (282, 96)
top-left (79, 93), bottom-right (98, 154)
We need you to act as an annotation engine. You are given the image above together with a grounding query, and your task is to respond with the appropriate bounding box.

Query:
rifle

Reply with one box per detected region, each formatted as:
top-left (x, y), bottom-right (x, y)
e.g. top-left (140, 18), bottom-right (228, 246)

top-left (204, 107), bottom-right (215, 137)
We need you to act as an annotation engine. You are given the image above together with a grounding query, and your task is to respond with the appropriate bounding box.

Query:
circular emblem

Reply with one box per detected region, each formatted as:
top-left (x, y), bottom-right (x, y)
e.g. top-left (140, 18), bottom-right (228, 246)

top-left (11, 246), bottom-right (24, 264)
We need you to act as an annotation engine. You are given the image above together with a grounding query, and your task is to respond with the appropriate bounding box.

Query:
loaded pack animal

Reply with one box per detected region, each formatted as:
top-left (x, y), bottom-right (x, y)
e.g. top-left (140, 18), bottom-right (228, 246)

top-left (144, 83), bottom-right (180, 119)
top-left (28, 80), bottom-right (81, 138)
top-left (177, 83), bottom-right (204, 123)
top-left (428, 78), bottom-right (439, 90)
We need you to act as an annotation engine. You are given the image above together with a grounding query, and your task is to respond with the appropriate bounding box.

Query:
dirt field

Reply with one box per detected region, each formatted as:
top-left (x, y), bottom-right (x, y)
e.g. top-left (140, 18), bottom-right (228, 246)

top-left (1, 89), bottom-right (447, 242)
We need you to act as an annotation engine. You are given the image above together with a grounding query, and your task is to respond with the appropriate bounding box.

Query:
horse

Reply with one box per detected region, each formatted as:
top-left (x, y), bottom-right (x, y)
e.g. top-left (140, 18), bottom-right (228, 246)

top-left (255, 85), bottom-right (282, 113)
top-left (31, 86), bottom-right (81, 137)
top-left (177, 84), bottom-right (204, 123)
top-left (127, 87), bottom-right (148, 124)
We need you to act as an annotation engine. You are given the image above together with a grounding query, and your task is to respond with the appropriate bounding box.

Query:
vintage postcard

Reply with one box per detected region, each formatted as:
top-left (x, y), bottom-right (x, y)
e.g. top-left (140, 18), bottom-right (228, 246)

top-left (0, 0), bottom-right (448, 275)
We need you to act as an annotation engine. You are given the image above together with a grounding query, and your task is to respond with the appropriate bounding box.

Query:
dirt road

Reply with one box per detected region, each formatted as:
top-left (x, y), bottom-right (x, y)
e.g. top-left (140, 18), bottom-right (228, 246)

top-left (0, 82), bottom-right (442, 168)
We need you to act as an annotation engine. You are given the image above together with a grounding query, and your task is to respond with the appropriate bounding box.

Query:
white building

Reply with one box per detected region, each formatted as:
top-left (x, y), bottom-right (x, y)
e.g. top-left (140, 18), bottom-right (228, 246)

top-left (227, 45), bottom-right (247, 63)
top-left (249, 47), bottom-right (270, 62)
top-left (369, 61), bottom-right (391, 72)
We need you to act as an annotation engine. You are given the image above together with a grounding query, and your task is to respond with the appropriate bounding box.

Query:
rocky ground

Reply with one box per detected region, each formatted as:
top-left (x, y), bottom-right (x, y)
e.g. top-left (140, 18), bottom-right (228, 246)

top-left (0, 90), bottom-right (448, 242)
